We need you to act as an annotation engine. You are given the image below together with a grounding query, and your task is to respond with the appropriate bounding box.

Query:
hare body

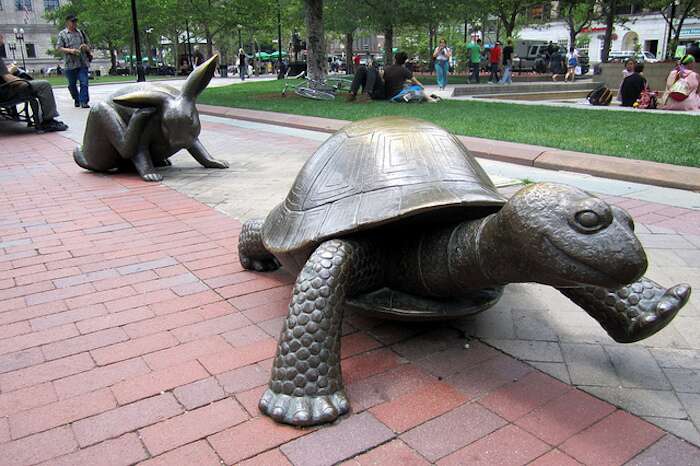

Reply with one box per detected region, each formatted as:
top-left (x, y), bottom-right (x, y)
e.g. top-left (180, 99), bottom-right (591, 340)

top-left (74, 56), bottom-right (228, 181)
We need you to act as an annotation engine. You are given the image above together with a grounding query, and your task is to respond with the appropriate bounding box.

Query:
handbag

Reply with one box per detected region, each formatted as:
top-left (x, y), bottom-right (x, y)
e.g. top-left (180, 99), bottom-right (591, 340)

top-left (635, 84), bottom-right (657, 110)
top-left (667, 70), bottom-right (690, 101)
top-left (79, 30), bottom-right (93, 63)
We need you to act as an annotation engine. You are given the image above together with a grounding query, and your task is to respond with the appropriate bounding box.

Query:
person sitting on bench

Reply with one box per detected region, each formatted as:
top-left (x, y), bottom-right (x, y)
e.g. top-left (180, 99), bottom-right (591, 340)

top-left (0, 33), bottom-right (68, 132)
top-left (347, 51), bottom-right (424, 101)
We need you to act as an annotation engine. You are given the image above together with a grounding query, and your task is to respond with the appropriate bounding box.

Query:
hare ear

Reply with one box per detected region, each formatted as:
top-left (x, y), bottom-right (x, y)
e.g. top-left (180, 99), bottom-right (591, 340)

top-left (113, 90), bottom-right (170, 108)
top-left (182, 54), bottom-right (219, 101)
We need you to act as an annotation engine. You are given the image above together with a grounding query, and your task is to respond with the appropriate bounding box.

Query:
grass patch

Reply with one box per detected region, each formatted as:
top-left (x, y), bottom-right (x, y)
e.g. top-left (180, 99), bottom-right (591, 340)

top-left (200, 80), bottom-right (699, 168)
top-left (35, 74), bottom-right (182, 87)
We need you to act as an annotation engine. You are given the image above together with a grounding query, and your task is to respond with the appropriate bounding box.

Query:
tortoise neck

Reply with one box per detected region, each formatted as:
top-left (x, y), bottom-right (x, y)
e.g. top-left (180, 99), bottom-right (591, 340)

top-left (448, 214), bottom-right (520, 289)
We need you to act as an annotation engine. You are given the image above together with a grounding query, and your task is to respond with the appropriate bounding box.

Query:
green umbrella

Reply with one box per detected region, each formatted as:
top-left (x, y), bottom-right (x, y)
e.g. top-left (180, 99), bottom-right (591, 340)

top-left (267, 50), bottom-right (288, 59)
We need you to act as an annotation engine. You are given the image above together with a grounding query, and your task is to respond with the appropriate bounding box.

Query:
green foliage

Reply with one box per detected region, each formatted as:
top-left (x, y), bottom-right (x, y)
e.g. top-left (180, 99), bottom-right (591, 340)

top-left (199, 80), bottom-right (700, 168)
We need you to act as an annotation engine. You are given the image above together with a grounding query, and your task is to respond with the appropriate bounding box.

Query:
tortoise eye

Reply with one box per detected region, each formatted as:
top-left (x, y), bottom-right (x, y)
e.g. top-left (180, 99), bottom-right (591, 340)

top-left (572, 208), bottom-right (611, 233)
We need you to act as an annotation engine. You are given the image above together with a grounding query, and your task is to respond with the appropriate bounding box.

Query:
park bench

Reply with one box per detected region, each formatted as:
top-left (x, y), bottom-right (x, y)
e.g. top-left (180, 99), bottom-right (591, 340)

top-left (0, 79), bottom-right (40, 129)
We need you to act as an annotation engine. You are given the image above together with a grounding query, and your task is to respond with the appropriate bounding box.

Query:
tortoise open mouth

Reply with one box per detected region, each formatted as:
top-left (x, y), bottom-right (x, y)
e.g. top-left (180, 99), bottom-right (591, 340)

top-left (543, 236), bottom-right (623, 287)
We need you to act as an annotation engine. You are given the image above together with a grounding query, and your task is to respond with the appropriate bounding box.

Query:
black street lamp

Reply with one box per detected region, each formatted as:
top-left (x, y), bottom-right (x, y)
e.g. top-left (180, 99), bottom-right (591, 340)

top-left (13, 28), bottom-right (26, 70)
top-left (130, 0), bottom-right (146, 82)
top-left (8, 42), bottom-right (17, 61)
top-left (277, 0), bottom-right (282, 68)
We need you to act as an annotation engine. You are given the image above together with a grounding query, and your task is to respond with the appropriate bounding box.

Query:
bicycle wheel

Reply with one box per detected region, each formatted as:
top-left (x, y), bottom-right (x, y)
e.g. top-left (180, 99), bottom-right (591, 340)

top-left (295, 86), bottom-right (335, 100)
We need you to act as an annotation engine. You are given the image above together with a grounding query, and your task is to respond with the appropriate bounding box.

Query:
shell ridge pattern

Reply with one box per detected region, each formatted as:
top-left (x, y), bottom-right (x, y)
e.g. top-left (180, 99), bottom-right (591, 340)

top-left (302, 132), bottom-right (364, 209)
top-left (292, 131), bottom-right (348, 212)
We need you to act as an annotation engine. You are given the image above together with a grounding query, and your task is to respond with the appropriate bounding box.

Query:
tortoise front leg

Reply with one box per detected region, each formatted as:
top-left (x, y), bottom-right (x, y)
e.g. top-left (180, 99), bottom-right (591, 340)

top-left (558, 278), bottom-right (690, 343)
top-left (239, 219), bottom-right (280, 272)
top-left (260, 239), bottom-right (381, 426)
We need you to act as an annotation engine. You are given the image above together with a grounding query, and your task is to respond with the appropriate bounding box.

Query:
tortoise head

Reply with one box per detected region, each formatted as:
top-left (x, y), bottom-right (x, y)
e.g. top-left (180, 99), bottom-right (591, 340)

top-left (491, 183), bottom-right (647, 288)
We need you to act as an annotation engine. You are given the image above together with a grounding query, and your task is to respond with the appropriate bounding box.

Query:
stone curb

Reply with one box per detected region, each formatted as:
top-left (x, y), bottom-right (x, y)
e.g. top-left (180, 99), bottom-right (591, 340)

top-left (196, 104), bottom-right (700, 192)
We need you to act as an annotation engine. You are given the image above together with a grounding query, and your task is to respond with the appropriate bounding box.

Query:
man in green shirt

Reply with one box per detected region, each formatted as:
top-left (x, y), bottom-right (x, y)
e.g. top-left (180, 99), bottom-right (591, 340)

top-left (466, 38), bottom-right (482, 84)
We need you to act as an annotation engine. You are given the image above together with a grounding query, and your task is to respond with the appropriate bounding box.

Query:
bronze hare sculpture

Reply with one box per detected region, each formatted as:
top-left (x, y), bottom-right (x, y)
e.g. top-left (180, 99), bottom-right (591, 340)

top-left (73, 55), bottom-right (228, 181)
top-left (239, 117), bottom-right (691, 426)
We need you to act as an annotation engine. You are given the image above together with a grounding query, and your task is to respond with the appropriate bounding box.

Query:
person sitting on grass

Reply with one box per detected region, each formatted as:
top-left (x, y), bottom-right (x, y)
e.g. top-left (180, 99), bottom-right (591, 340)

top-left (619, 62), bottom-right (647, 107)
top-left (347, 52), bottom-right (440, 103)
top-left (662, 54), bottom-right (700, 111)
top-left (347, 51), bottom-right (423, 101)
top-left (0, 33), bottom-right (68, 132)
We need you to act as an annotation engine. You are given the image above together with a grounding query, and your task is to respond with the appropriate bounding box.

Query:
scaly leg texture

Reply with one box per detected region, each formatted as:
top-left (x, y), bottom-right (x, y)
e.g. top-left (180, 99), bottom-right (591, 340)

top-left (259, 239), bottom-right (382, 426)
top-left (559, 277), bottom-right (691, 343)
top-left (238, 219), bottom-right (280, 271)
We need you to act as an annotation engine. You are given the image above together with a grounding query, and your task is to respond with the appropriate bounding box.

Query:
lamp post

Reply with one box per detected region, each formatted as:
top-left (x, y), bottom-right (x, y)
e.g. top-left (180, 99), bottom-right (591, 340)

top-left (237, 24), bottom-right (242, 50)
top-left (277, 0), bottom-right (282, 68)
top-left (13, 28), bottom-right (26, 70)
top-left (8, 42), bottom-right (17, 61)
top-left (130, 0), bottom-right (146, 81)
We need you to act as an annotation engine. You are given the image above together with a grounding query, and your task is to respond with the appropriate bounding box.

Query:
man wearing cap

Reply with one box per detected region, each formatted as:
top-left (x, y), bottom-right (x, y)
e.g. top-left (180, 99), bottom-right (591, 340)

top-left (57, 14), bottom-right (91, 108)
top-left (0, 33), bottom-right (68, 132)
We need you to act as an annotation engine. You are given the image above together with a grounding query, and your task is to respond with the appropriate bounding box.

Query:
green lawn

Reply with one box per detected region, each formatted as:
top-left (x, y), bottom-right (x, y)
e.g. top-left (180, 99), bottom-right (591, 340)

top-left (37, 74), bottom-right (182, 87)
top-left (199, 80), bottom-right (699, 168)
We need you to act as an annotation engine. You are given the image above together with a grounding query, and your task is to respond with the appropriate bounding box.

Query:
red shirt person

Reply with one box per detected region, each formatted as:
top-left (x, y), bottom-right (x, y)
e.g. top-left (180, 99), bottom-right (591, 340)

top-left (489, 42), bottom-right (503, 83)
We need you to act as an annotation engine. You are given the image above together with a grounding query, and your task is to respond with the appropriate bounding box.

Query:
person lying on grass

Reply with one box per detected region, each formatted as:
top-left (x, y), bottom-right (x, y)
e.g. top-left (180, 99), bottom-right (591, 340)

top-left (347, 51), bottom-right (440, 103)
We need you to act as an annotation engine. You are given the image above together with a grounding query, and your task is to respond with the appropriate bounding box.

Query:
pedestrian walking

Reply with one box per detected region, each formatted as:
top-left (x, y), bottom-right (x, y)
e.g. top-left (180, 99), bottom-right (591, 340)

top-left (489, 41), bottom-right (502, 83)
top-left (56, 14), bottom-right (91, 108)
top-left (433, 38), bottom-right (452, 90)
top-left (565, 47), bottom-right (578, 83)
top-left (499, 38), bottom-right (514, 84)
top-left (466, 38), bottom-right (482, 84)
top-left (238, 48), bottom-right (248, 81)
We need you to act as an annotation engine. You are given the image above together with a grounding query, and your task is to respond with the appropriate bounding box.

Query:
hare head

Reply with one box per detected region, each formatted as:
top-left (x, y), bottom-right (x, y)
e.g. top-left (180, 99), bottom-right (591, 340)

top-left (113, 54), bottom-right (219, 150)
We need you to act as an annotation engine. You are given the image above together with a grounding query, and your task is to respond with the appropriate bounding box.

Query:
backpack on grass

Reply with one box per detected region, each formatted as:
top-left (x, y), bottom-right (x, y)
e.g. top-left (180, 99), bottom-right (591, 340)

top-left (587, 85), bottom-right (613, 106)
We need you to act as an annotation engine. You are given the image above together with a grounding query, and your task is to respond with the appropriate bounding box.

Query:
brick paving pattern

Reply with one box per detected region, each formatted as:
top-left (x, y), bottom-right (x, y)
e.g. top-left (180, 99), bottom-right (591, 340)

top-left (0, 128), bottom-right (699, 465)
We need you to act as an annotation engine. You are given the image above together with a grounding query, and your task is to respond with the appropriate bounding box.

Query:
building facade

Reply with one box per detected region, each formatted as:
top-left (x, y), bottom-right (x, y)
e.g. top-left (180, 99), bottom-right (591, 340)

top-left (0, 0), bottom-right (66, 72)
top-left (518, 4), bottom-right (700, 63)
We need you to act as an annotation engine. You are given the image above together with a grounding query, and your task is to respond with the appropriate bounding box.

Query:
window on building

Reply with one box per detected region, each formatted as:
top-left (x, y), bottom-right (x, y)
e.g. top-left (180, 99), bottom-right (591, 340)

top-left (25, 43), bottom-right (36, 58)
top-left (528, 3), bottom-right (551, 21)
top-left (0, 1), bottom-right (4, 11)
top-left (614, 1), bottom-right (643, 15)
top-left (43, 0), bottom-right (58, 10)
top-left (15, 0), bottom-right (32, 11)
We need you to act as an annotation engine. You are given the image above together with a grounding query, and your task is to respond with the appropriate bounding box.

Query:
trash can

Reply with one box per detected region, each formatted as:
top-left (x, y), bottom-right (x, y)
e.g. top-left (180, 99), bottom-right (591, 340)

top-left (219, 65), bottom-right (228, 77)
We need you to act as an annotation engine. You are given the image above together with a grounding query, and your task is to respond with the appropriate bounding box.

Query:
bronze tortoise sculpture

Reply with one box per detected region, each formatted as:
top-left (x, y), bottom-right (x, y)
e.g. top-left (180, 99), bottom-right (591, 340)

top-left (239, 117), bottom-right (691, 426)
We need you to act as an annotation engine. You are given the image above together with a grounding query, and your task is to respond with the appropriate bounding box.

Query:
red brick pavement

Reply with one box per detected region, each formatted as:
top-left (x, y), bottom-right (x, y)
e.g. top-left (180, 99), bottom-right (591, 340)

top-left (0, 130), bottom-right (698, 466)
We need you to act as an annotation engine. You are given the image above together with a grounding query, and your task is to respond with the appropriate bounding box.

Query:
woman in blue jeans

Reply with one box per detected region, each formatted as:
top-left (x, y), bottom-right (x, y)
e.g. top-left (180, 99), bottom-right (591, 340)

top-left (433, 38), bottom-right (452, 90)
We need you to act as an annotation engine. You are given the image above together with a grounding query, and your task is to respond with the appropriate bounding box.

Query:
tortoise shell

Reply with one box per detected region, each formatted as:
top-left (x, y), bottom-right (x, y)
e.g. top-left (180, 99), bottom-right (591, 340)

top-left (262, 117), bottom-right (505, 254)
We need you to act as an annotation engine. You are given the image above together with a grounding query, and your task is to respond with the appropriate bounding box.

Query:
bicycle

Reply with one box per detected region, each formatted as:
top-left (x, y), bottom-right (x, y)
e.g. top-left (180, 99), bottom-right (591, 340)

top-left (282, 71), bottom-right (352, 100)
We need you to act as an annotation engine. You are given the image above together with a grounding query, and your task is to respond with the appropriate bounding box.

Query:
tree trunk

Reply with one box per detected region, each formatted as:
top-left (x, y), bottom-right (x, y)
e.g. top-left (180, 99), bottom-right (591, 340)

top-left (304, 0), bottom-right (327, 80)
top-left (205, 25), bottom-right (214, 58)
top-left (108, 42), bottom-right (117, 72)
top-left (601, 0), bottom-right (616, 63)
top-left (383, 25), bottom-right (393, 68)
top-left (345, 31), bottom-right (354, 74)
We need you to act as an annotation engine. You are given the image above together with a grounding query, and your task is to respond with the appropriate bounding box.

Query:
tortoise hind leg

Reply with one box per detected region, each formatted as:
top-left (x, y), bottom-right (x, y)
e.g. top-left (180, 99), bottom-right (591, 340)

top-left (260, 239), bottom-right (382, 426)
top-left (558, 278), bottom-right (690, 343)
top-left (239, 219), bottom-right (280, 272)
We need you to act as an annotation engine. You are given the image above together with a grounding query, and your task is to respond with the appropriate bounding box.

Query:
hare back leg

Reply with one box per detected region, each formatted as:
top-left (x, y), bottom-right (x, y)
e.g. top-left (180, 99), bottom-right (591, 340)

top-left (76, 103), bottom-right (122, 171)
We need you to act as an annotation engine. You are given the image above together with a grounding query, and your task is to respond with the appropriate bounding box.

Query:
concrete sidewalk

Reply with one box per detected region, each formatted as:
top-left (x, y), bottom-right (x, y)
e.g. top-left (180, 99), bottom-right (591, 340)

top-left (1, 126), bottom-right (699, 465)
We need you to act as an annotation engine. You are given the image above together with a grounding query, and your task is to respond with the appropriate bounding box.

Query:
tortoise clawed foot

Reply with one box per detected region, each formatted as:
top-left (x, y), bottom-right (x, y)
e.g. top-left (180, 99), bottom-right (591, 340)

top-left (259, 388), bottom-right (349, 426)
top-left (240, 255), bottom-right (280, 272)
top-left (624, 283), bottom-right (690, 343)
top-left (606, 280), bottom-right (690, 343)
